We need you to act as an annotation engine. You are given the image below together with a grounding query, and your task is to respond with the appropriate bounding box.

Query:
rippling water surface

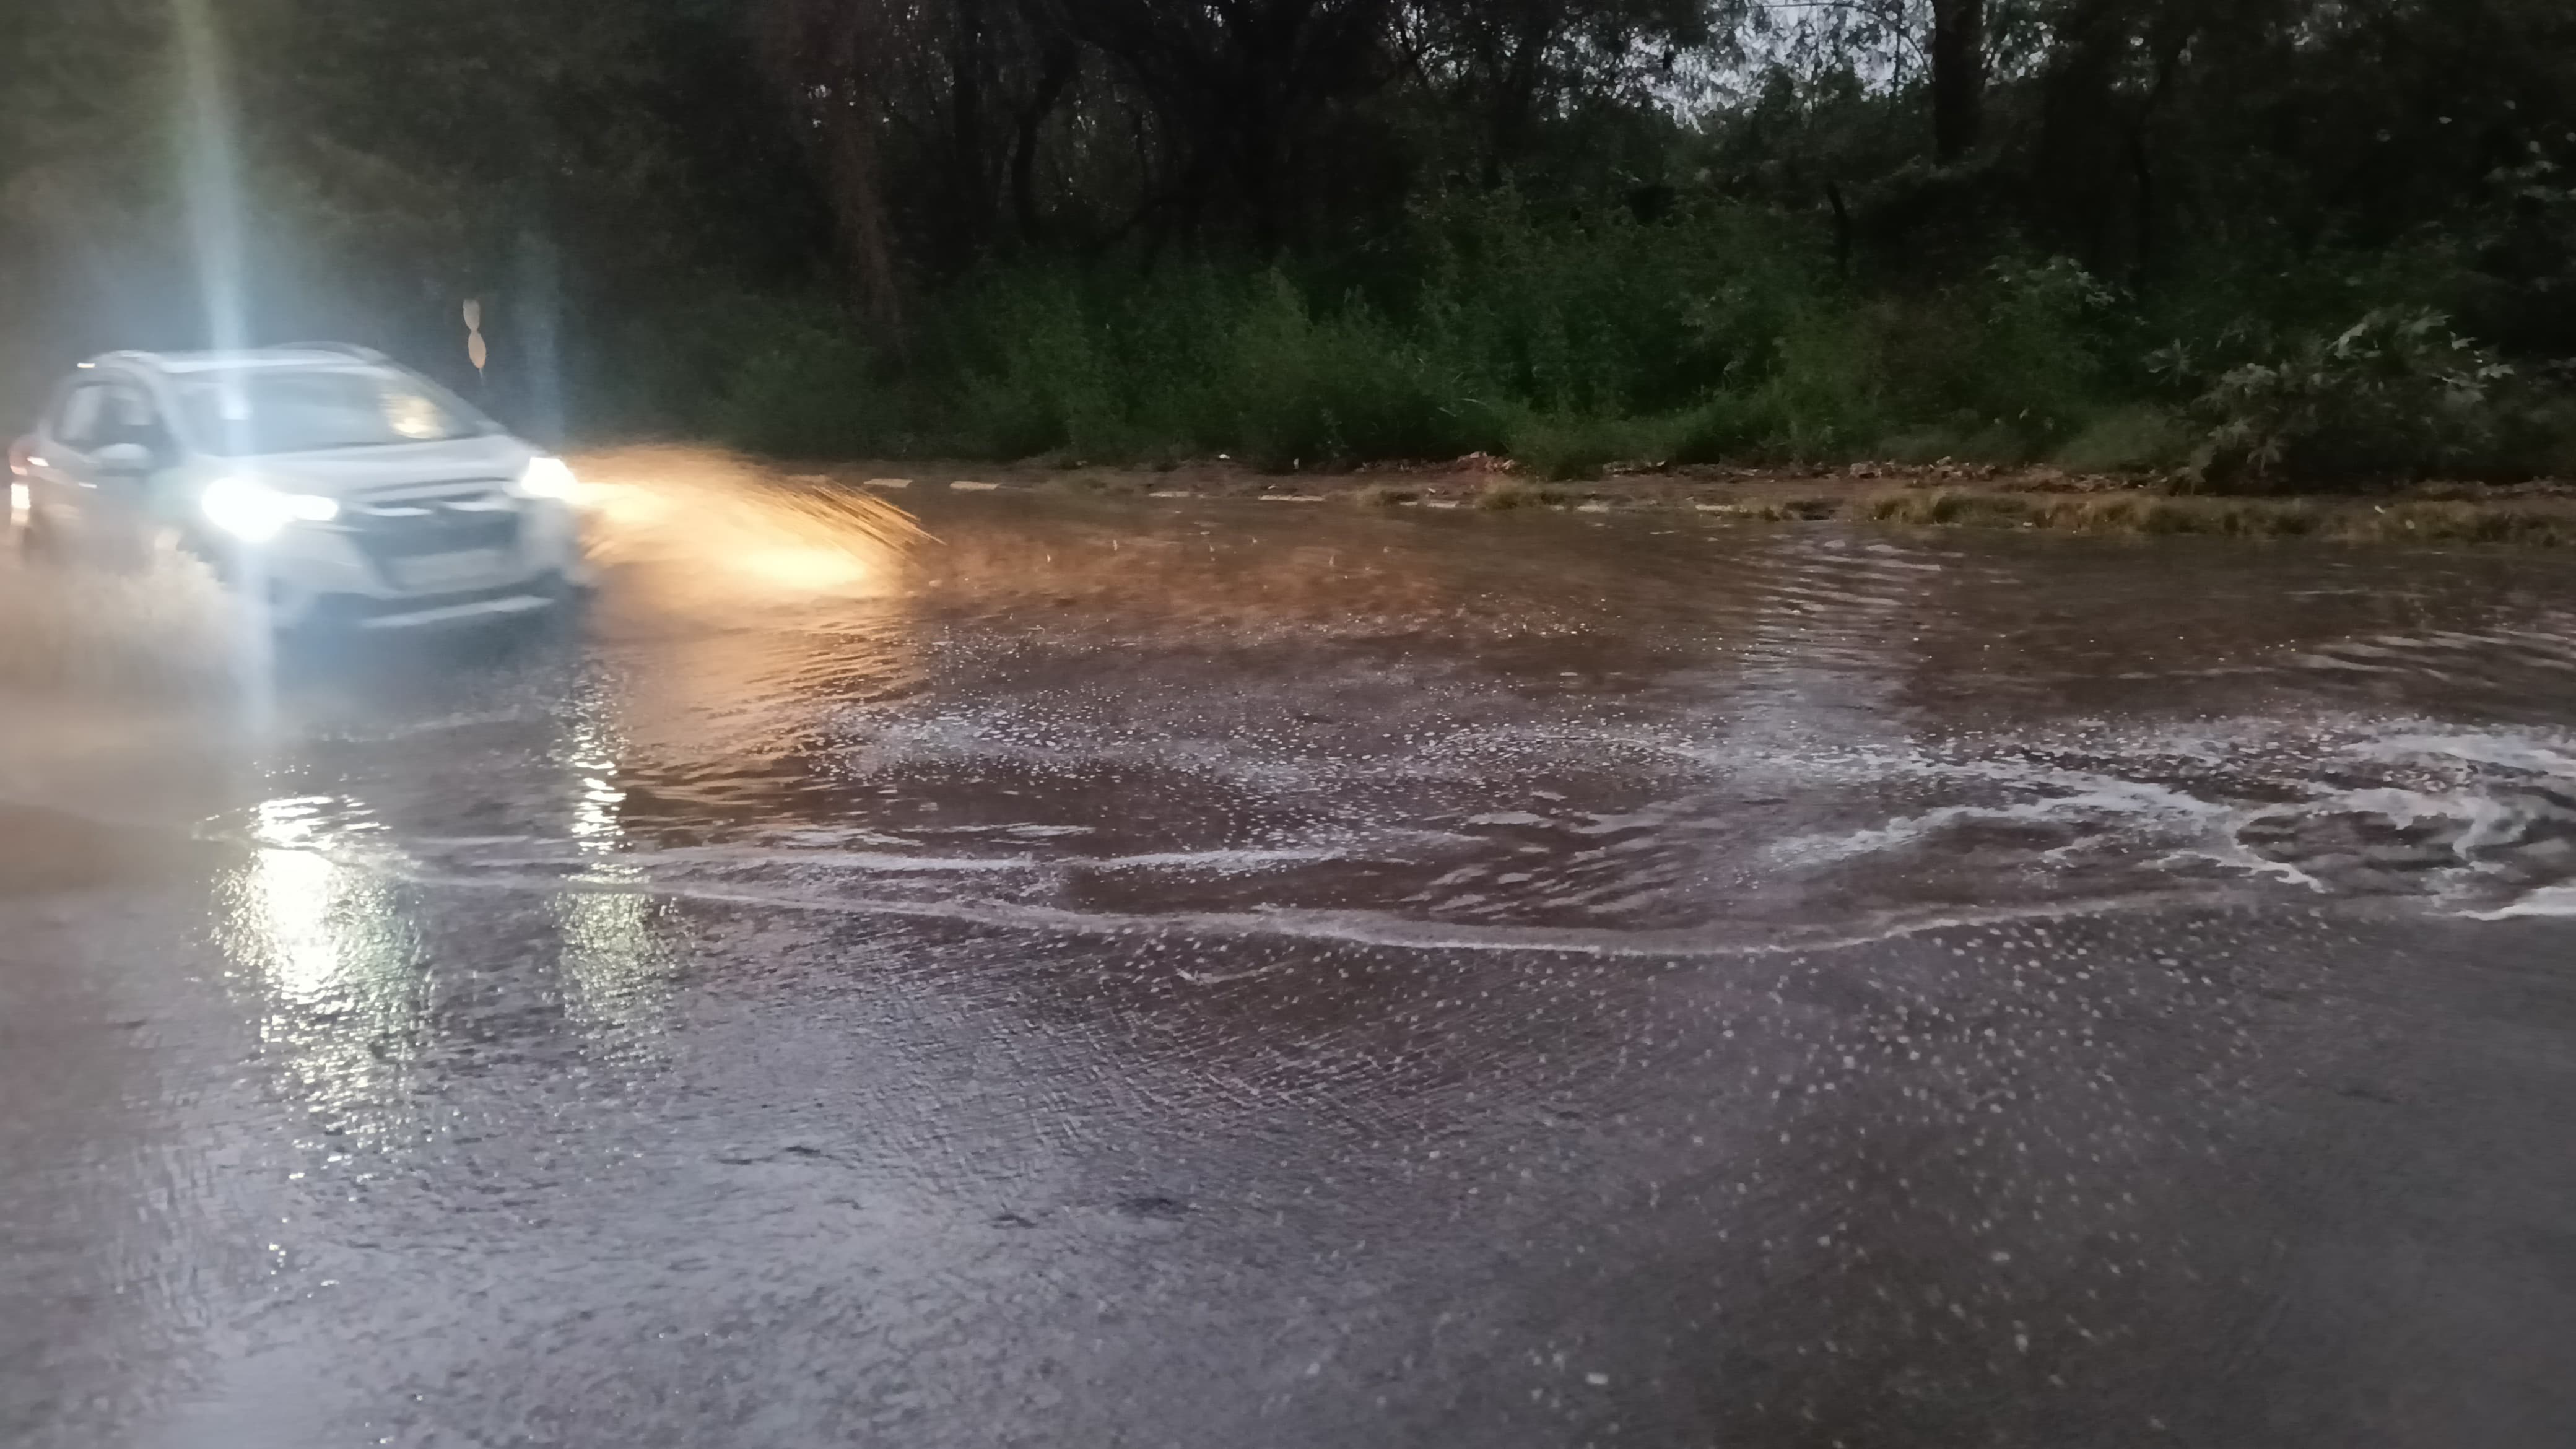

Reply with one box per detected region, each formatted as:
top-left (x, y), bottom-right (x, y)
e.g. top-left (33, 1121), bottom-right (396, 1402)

top-left (6, 453), bottom-right (2575, 1448)
top-left (159, 476), bottom-right (2576, 949)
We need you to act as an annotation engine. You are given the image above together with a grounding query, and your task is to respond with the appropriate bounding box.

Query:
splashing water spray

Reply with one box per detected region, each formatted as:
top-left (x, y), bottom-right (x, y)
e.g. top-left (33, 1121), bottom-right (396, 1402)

top-left (172, 0), bottom-right (277, 718)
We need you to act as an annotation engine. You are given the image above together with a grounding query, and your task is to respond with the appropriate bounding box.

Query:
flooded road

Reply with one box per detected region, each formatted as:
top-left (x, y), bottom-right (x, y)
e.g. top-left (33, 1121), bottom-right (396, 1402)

top-left (6, 450), bottom-right (2575, 1447)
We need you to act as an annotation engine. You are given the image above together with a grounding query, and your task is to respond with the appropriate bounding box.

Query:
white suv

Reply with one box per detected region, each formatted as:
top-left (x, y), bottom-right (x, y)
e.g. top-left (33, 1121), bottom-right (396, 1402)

top-left (8, 346), bottom-right (586, 631)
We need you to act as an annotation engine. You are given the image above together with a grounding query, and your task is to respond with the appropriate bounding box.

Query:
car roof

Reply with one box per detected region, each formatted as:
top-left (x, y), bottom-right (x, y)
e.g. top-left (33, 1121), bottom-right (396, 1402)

top-left (82, 346), bottom-right (389, 376)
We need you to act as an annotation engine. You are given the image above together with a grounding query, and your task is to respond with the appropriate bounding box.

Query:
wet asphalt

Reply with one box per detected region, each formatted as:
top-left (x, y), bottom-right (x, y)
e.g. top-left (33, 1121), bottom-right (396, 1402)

top-left (5, 452), bottom-right (2575, 1447)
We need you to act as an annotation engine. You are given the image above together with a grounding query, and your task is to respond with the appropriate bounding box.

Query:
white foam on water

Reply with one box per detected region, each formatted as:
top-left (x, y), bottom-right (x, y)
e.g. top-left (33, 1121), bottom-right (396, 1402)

top-left (1770, 772), bottom-right (2229, 869)
top-left (612, 846), bottom-right (1038, 874)
top-left (2471, 887), bottom-right (2576, 920)
top-left (308, 837), bottom-right (1368, 883)
top-left (911, 823), bottom-right (1095, 839)
top-left (2362, 731), bottom-right (2576, 777)
top-left (267, 838), bottom-right (2232, 967)
top-left (1724, 714), bottom-right (2576, 920)
top-left (1084, 847), bottom-right (1352, 873)
top-left (163, 701), bottom-right (2576, 954)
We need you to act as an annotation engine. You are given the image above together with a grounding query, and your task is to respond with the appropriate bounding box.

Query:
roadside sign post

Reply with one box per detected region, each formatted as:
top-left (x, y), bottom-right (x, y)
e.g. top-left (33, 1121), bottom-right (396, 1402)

top-left (463, 298), bottom-right (489, 391)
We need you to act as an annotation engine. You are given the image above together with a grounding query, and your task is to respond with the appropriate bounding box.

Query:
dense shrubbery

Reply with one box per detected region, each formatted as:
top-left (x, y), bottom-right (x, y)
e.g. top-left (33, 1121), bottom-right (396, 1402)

top-left (691, 203), bottom-right (2574, 485)
top-left (2180, 311), bottom-right (2517, 490)
top-left (9, 0), bottom-right (2576, 489)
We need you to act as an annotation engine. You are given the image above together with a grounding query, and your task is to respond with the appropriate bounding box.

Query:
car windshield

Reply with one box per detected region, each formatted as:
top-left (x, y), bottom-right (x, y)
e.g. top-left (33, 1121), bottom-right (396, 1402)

top-left (171, 368), bottom-right (491, 456)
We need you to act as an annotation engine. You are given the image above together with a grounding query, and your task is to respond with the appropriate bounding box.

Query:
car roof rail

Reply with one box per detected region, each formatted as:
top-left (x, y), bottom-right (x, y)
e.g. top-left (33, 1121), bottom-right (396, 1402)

top-left (277, 342), bottom-right (387, 362)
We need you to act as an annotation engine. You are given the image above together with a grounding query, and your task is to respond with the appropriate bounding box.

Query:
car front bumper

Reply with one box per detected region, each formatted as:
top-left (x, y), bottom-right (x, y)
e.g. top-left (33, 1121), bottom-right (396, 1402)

top-left (215, 500), bottom-right (585, 630)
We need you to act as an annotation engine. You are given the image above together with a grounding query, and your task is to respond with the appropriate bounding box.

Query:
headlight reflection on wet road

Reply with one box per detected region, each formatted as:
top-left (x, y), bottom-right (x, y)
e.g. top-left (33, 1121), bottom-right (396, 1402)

top-left (550, 680), bottom-right (677, 1046)
top-left (220, 796), bottom-right (425, 1129)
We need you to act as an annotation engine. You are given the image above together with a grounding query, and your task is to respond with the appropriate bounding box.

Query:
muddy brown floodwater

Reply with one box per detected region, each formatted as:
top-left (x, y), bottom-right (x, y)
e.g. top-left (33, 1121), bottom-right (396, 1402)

top-left (4, 448), bottom-right (2574, 1448)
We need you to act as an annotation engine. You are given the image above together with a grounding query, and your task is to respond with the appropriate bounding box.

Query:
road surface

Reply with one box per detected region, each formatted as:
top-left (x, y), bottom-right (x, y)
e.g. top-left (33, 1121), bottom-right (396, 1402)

top-left (6, 453), bottom-right (2575, 1446)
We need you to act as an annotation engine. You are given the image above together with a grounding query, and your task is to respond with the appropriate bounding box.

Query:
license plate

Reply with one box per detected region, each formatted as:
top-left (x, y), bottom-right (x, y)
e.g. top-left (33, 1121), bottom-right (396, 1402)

top-left (392, 549), bottom-right (505, 591)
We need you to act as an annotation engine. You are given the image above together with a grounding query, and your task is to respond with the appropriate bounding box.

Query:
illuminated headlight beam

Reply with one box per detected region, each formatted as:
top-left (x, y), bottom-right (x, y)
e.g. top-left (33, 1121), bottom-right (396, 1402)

top-left (201, 477), bottom-right (339, 542)
top-left (516, 455), bottom-right (582, 503)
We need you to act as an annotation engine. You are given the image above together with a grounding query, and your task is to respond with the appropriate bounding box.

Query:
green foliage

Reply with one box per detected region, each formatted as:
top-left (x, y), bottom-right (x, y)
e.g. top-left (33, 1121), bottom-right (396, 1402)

top-left (2182, 310), bottom-right (2521, 491)
top-left (695, 203), bottom-right (1884, 469)
top-left (2053, 405), bottom-right (2192, 474)
top-left (1761, 308), bottom-right (1891, 460)
top-left (1216, 277), bottom-right (1492, 469)
top-left (1965, 258), bottom-right (2121, 438)
top-left (14, 0), bottom-right (2575, 492)
top-left (707, 321), bottom-right (898, 458)
top-left (2520, 393), bottom-right (2576, 478)
top-left (909, 267), bottom-right (1497, 468)
top-left (1661, 393), bottom-right (1778, 465)
top-left (1413, 195), bottom-right (1822, 414)
top-left (687, 226), bottom-right (2344, 479)
top-left (1504, 411), bottom-right (1634, 481)
top-left (685, 233), bottom-right (2576, 492)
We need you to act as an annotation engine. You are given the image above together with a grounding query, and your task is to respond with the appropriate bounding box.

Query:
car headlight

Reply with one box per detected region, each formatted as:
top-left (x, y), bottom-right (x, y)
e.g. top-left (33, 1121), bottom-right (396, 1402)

top-left (201, 478), bottom-right (339, 541)
top-left (516, 456), bottom-right (581, 502)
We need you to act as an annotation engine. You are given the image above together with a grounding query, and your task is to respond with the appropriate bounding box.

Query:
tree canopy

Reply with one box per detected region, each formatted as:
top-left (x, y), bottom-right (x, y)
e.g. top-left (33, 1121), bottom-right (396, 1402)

top-left (6, 0), bottom-right (2573, 478)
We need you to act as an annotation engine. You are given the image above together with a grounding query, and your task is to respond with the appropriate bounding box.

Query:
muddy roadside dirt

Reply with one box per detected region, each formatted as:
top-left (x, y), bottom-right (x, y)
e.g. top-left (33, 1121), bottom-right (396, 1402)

top-left (611, 447), bottom-right (2576, 547)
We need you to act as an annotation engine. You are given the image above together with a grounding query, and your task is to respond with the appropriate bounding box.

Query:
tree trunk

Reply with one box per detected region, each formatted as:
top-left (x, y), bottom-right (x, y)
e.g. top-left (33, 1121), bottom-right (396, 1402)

top-left (1931, 0), bottom-right (1985, 163)
top-left (1827, 183), bottom-right (1853, 279)
top-left (1009, 42), bottom-right (1079, 243)
top-left (2129, 128), bottom-right (2156, 287)
top-left (1484, 1), bottom-right (1559, 188)
top-left (949, 0), bottom-right (991, 248)
top-left (755, 0), bottom-right (905, 344)
top-left (822, 94), bottom-right (905, 343)
top-left (2031, 0), bottom-right (2136, 266)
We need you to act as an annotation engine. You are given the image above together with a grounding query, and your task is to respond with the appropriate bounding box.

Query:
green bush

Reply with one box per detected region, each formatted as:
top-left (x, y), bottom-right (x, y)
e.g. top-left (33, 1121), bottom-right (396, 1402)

top-left (1414, 194), bottom-right (1823, 416)
top-left (1505, 409), bottom-right (1638, 479)
top-left (920, 266), bottom-right (1500, 467)
top-left (1967, 258), bottom-right (2121, 440)
top-left (1662, 391), bottom-right (1776, 464)
top-left (1760, 307), bottom-right (1887, 461)
top-left (2052, 404), bottom-right (2193, 474)
top-left (939, 271), bottom-right (1149, 458)
top-left (685, 217), bottom-right (2572, 487)
top-left (1219, 276), bottom-right (1494, 468)
top-left (707, 320), bottom-right (902, 457)
top-left (2183, 309), bottom-right (2519, 491)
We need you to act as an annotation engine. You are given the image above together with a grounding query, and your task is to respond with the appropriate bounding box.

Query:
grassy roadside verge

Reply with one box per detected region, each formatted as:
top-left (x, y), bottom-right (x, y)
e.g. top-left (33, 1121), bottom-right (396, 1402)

top-left (685, 448), bottom-right (2576, 550)
top-left (1855, 489), bottom-right (2576, 546)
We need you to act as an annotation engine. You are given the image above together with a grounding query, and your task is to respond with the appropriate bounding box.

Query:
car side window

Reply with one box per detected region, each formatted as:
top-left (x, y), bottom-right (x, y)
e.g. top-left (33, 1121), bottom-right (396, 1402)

top-left (52, 384), bottom-right (107, 450)
top-left (98, 385), bottom-right (171, 454)
top-left (50, 380), bottom-right (173, 463)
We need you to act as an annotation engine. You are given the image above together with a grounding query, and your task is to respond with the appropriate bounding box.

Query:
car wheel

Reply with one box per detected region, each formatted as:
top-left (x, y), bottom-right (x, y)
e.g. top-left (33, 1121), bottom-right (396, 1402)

top-left (95, 526), bottom-right (154, 575)
top-left (503, 572), bottom-right (585, 641)
top-left (17, 513), bottom-right (58, 565)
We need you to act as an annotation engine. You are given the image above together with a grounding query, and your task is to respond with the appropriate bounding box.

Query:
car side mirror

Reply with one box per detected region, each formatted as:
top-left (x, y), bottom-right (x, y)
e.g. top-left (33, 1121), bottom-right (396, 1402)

top-left (92, 442), bottom-right (155, 477)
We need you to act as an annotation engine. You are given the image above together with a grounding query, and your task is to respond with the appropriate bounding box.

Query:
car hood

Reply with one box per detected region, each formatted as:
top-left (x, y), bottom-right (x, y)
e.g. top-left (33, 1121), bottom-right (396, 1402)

top-left (191, 433), bottom-right (539, 498)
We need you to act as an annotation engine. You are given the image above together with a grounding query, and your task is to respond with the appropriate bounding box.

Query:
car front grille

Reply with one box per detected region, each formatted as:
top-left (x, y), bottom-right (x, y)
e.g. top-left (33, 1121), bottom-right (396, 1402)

top-left (337, 484), bottom-right (525, 579)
